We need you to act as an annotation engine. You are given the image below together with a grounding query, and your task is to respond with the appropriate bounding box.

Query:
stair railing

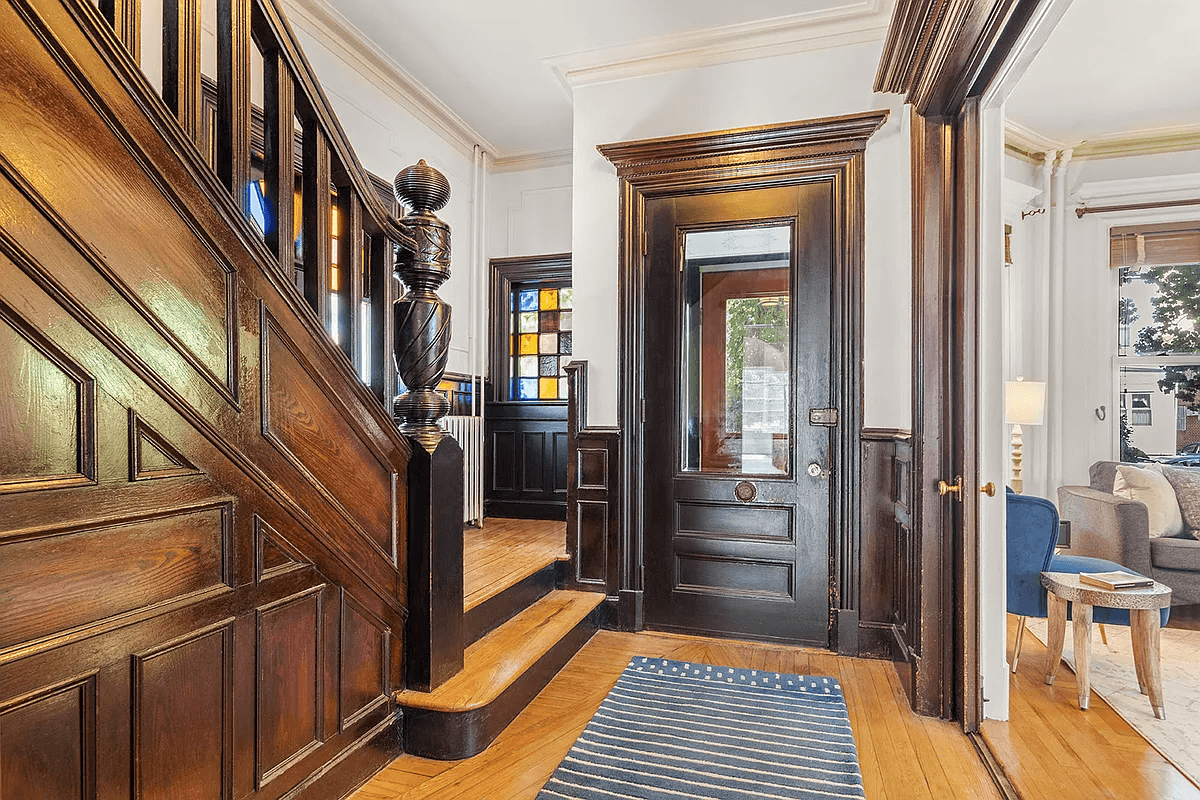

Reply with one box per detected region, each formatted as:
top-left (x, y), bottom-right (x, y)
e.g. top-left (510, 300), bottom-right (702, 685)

top-left (97, 0), bottom-right (430, 414)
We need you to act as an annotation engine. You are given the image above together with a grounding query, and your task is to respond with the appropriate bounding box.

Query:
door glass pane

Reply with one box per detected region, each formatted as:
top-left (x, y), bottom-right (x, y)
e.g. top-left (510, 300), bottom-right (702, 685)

top-left (681, 225), bottom-right (792, 475)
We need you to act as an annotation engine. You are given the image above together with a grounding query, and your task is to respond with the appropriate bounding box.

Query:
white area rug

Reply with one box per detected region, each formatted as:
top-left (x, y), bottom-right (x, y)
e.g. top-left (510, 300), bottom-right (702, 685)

top-left (1028, 619), bottom-right (1200, 784)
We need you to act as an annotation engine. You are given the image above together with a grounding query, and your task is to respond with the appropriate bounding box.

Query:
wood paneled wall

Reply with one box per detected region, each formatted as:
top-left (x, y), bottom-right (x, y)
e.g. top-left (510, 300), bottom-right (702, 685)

top-left (0, 0), bottom-right (407, 796)
top-left (563, 363), bottom-right (621, 619)
top-left (484, 402), bottom-right (569, 520)
top-left (858, 429), bottom-right (915, 693)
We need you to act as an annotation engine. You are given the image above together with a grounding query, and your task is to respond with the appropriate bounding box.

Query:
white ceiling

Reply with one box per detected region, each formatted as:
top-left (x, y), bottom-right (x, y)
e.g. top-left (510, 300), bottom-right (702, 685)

top-left (301, 0), bottom-right (886, 158)
top-left (1005, 0), bottom-right (1200, 145)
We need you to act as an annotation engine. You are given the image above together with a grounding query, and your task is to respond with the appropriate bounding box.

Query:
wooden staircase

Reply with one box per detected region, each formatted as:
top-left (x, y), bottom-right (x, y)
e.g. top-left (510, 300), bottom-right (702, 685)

top-left (396, 520), bottom-right (605, 759)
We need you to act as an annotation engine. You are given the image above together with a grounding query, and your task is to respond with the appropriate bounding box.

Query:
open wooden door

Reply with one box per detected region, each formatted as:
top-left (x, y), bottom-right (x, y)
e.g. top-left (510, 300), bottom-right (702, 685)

top-left (874, 0), bottom-right (1047, 729)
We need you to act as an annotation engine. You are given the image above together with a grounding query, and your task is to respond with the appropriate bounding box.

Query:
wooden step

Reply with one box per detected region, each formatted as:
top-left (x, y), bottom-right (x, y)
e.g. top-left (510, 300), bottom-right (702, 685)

top-left (464, 519), bottom-right (568, 613)
top-left (396, 589), bottom-right (604, 760)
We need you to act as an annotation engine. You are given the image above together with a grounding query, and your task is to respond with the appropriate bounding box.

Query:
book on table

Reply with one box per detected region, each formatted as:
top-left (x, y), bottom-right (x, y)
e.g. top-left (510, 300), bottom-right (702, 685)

top-left (1078, 571), bottom-right (1154, 591)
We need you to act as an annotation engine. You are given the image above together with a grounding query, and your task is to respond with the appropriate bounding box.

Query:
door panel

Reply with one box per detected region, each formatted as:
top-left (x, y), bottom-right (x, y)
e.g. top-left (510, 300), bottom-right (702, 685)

top-left (643, 183), bottom-right (834, 645)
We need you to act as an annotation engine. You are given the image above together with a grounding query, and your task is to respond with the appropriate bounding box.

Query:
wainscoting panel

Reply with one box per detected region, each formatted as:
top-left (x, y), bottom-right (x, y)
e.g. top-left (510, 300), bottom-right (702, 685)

top-left (485, 402), bottom-right (568, 519)
top-left (858, 429), bottom-right (915, 679)
top-left (564, 363), bottom-right (621, 602)
top-left (0, 2), bottom-right (409, 796)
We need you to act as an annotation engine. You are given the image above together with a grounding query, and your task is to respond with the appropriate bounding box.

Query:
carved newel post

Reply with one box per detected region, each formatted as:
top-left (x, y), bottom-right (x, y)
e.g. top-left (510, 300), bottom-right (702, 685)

top-left (393, 159), bottom-right (453, 448)
top-left (393, 160), bottom-right (464, 691)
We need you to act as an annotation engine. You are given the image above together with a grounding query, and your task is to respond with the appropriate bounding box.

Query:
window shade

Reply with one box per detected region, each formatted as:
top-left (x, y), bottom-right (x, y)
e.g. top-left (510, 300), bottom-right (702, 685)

top-left (1110, 221), bottom-right (1200, 269)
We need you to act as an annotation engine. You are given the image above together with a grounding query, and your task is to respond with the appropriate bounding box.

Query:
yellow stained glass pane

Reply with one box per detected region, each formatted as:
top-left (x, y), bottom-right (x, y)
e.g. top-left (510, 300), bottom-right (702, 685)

top-left (509, 334), bottom-right (514, 355)
top-left (539, 377), bottom-right (558, 399)
top-left (540, 289), bottom-right (559, 310)
top-left (519, 333), bottom-right (539, 355)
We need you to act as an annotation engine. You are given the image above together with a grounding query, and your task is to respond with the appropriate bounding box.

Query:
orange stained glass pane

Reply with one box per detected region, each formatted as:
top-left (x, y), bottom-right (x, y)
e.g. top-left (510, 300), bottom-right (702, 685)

top-left (539, 377), bottom-right (558, 399)
top-left (519, 333), bottom-right (539, 355)
top-left (539, 289), bottom-right (559, 310)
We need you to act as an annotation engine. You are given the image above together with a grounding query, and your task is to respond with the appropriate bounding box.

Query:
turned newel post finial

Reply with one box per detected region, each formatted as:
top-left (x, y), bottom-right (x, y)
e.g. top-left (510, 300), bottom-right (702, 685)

top-left (392, 159), bottom-right (453, 451)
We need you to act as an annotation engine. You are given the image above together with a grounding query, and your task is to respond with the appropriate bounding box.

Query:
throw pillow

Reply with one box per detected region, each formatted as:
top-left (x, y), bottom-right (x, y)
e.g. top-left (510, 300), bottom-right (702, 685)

top-left (1160, 465), bottom-right (1200, 533)
top-left (1112, 463), bottom-right (1184, 539)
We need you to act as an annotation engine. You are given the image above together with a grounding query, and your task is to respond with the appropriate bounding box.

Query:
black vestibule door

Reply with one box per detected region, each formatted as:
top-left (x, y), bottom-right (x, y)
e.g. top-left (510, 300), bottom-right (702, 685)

top-left (642, 183), bottom-right (833, 646)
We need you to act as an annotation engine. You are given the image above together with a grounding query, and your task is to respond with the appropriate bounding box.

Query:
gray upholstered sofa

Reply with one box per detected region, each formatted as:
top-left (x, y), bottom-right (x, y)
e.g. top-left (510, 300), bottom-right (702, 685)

top-left (1058, 460), bottom-right (1200, 605)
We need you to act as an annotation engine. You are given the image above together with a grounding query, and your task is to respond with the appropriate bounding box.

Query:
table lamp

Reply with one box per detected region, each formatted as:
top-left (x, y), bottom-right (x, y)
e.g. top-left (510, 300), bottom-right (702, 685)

top-left (1005, 377), bottom-right (1046, 494)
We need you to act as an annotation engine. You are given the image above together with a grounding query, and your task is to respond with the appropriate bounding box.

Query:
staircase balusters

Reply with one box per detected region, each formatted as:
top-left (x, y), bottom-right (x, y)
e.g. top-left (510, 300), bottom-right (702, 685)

top-left (335, 189), bottom-right (363, 364)
top-left (261, 45), bottom-right (296, 278)
top-left (368, 233), bottom-right (397, 406)
top-left (301, 120), bottom-right (332, 327)
top-left (163, 0), bottom-right (201, 142)
top-left (216, 0), bottom-right (251, 201)
top-left (99, 0), bottom-right (141, 64)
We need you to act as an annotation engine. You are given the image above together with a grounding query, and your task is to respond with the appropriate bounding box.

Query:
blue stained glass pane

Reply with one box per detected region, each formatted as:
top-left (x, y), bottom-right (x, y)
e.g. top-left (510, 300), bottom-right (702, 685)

top-left (519, 290), bottom-right (539, 312)
top-left (247, 181), bottom-right (267, 234)
top-left (517, 377), bottom-right (538, 400)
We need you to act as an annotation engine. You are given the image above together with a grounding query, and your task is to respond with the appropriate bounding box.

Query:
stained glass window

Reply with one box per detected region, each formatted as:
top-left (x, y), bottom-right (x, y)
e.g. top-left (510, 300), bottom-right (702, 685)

top-left (511, 281), bottom-right (574, 400)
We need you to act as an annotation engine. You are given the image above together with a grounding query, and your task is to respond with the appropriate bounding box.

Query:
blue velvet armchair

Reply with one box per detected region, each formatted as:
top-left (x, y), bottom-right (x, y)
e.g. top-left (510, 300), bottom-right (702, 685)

top-left (1006, 490), bottom-right (1169, 672)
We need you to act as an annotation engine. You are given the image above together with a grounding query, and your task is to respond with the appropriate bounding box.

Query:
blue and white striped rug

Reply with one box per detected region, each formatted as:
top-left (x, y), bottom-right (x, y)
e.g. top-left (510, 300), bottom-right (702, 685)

top-left (538, 656), bottom-right (866, 800)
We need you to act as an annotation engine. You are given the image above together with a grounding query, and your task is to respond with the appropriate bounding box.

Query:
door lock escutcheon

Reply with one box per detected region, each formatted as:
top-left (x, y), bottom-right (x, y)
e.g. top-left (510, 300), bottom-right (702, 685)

top-left (808, 407), bottom-right (838, 426)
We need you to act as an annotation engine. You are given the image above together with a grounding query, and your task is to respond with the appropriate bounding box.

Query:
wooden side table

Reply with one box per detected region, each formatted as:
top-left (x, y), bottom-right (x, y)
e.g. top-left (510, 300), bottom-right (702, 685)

top-left (1040, 571), bottom-right (1171, 719)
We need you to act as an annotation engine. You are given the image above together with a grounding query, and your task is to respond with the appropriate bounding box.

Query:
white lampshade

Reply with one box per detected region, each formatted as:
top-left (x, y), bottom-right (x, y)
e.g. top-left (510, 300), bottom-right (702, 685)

top-left (1005, 380), bottom-right (1046, 426)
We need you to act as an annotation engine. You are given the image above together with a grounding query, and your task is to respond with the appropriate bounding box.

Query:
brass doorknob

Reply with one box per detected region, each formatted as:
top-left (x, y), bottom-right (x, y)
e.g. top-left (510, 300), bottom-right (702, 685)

top-left (938, 476), bottom-right (963, 496)
top-left (980, 482), bottom-right (996, 497)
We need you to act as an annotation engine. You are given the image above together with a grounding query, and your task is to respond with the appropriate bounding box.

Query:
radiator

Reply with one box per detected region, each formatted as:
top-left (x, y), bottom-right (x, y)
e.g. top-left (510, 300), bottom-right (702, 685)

top-left (439, 415), bottom-right (484, 525)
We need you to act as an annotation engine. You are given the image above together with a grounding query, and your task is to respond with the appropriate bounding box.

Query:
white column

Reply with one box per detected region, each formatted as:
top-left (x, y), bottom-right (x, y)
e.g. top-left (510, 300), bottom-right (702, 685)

top-left (1047, 148), bottom-right (1072, 493)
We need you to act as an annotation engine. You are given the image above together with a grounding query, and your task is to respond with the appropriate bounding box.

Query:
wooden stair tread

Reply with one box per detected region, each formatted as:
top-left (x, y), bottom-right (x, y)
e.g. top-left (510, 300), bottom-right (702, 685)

top-left (397, 590), bottom-right (603, 712)
top-left (463, 520), bottom-right (567, 613)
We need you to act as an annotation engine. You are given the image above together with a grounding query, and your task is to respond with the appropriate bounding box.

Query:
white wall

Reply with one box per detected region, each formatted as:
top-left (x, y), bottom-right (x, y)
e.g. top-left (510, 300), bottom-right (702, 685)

top-left (488, 164), bottom-right (573, 259)
top-left (1057, 151), bottom-right (1200, 487)
top-left (570, 39), bottom-right (911, 428)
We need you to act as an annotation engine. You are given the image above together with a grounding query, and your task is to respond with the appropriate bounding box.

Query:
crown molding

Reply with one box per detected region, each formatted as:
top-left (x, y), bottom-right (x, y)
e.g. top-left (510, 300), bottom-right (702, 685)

top-left (280, 0), bottom-right (496, 160)
top-left (1002, 178), bottom-right (1043, 220)
top-left (1073, 172), bottom-right (1200, 208)
top-left (490, 148), bottom-right (573, 174)
top-left (1005, 118), bottom-right (1200, 164)
top-left (546, 0), bottom-right (893, 93)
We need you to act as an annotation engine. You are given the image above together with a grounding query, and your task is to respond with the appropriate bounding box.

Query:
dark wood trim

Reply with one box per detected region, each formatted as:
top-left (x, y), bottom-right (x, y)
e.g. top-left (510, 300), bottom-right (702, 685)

top-left (599, 111), bottom-right (887, 639)
top-left (564, 361), bottom-right (620, 601)
top-left (487, 253), bottom-right (571, 402)
top-left (874, 0), bottom-right (1042, 116)
top-left (877, 0), bottom-right (1044, 730)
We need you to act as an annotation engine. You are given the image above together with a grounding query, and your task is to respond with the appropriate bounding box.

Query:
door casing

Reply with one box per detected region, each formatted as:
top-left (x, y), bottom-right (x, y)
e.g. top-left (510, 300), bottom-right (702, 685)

top-left (598, 112), bottom-right (889, 649)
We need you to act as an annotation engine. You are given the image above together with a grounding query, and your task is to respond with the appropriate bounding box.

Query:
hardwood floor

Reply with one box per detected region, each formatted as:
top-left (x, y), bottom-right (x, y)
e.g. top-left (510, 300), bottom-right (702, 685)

top-left (356, 631), bottom-right (1001, 800)
top-left (464, 518), bottom-right (567, 612)
top-left (981, 614), bottom-right (1200, 799)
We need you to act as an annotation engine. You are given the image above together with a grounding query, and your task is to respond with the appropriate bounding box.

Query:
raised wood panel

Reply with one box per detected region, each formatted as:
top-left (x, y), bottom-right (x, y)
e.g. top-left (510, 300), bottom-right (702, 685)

top-left (254, 515), bottom-right (308, 583)
top-left (129, 409), bottom-right (198, 481)
top-left (0, 502), bottom-right (231, 651)
top-left (490, 431), bottom-right (517, 492)
top-left (0, 299), bottom-right (95, 493)
top-left (551, 432), bottom-right (569, 493)
top-left (0, 6), bottom-right (237, 397)
top-left (575, 500), bottom-right (607, 585)
top-left (0, 675), bottom-right (95, 799)
top-left (132, 621), bottom-right (232, 800)
top-left (340, 596), bottom-right (387, 729)
top-left (521, 432), bottom-right (546, 492)
top-left (261, 308), bottom-right (395, 558)
top-left (577, 448), bottom-right (607, 491)
top-left (675, 555), bottom-right (792, 599)
top-left (256, 588), bottom-right (323, 785)
top-left (675, 502), bottom-right (792, 543)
